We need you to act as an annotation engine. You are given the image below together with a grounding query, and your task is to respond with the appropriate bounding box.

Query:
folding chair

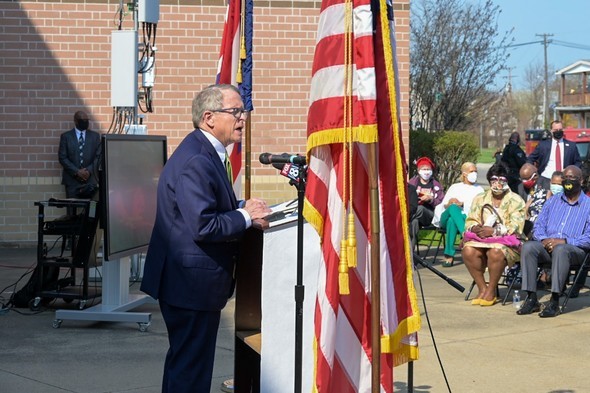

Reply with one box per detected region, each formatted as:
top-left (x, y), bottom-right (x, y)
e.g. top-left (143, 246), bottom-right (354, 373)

top-left (415, 225), bottom-right (445, 263)
top-left (560, 252), bottom-right (590, 312)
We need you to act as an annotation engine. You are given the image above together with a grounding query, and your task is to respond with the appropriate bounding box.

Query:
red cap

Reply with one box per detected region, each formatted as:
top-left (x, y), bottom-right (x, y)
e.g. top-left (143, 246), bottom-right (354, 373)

top-left (416, 156), bottom-right (435, 170)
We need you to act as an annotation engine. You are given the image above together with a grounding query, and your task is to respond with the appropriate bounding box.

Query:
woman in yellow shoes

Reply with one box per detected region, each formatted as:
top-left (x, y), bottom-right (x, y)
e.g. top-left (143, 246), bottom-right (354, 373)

top-left (461, 162), bottom-right (525, 306)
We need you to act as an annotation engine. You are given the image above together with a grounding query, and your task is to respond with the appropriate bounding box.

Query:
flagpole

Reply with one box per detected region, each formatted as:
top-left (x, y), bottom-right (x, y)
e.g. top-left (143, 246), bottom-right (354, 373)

top-left (368, 142), bottom-right (381, 392)
top-left (244, 115), bottom-right (251, 199)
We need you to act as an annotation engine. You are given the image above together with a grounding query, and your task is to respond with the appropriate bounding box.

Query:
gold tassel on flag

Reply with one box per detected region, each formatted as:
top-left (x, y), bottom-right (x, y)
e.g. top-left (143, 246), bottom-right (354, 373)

top-left (347, 212), bottom-right (357, 268)
top-left (339, 239), bottom-right (350, 295)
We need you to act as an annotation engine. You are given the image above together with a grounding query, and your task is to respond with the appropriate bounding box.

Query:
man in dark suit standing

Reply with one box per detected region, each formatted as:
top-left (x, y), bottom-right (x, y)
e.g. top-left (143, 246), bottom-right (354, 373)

top-left (527, 120), bottom-right (581, 181)
top-left (58, 110), bottom-right (101, 201)
top-left (140, 84), bottom-right (271, 393)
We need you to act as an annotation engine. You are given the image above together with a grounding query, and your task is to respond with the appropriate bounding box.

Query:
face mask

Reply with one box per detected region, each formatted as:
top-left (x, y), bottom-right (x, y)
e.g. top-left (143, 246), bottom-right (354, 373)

top-left (466, 172), bottom-right (478, 184)
top-left (550, 184), bottom-right (564, 194)
top-left (552, 130), bottom-right (564, 140)
top-left (522, 175), bottom-right (537, 189)
top-left (491, 182), bottom-right (509, 196)
top-left (419, 169), bottom-right (432, 181)
top-left (77, 120), bottom-right (89, 131)
top-left (563, 179), bottom-right (581, 197)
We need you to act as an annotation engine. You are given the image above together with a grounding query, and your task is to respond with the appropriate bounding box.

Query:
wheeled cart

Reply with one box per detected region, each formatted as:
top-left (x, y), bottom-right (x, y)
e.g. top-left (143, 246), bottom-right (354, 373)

top-left (31, 199), bottom-right (101, 311)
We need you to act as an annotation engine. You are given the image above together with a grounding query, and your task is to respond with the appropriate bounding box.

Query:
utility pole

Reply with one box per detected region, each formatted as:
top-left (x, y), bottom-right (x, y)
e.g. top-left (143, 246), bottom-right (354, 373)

top-left (536, 33), bottom-right (553, 127)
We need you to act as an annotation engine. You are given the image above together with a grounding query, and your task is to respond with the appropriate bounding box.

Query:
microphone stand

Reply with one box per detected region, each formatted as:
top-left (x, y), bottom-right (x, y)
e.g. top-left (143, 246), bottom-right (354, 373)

top-left (291, 167), bottom-right (307, 393)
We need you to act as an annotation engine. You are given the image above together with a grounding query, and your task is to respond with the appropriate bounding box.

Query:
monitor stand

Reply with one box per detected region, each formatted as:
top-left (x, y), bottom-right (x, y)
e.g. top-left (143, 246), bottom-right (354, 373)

top-left (53, 256), bottom-right (156, 331)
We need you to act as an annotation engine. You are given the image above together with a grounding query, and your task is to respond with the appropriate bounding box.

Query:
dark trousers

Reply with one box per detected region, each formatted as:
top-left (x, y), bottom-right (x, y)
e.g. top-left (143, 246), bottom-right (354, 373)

top-left (521, 241), bottom-right (585, 294)
top-left (159, 300), bottom-right (221, 393)
top-left (410, 205), bottom-right (434, 251)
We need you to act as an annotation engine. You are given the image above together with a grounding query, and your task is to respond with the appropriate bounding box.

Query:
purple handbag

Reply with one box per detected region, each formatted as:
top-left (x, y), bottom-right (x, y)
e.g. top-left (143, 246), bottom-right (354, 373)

top-left (463, 203), bottom-right (522, 248)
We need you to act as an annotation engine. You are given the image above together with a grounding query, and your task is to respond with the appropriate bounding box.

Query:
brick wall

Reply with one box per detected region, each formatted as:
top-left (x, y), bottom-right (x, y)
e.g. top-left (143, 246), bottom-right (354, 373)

top-left (0, 0), bottom-right (410, 246)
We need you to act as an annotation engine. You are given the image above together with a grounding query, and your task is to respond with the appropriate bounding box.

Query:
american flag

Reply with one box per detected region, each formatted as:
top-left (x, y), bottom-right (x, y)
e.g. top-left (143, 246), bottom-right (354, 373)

top-left (303, 0), bottom-right (420, 391)
top-left (216, 0), bottom-right (253, 196)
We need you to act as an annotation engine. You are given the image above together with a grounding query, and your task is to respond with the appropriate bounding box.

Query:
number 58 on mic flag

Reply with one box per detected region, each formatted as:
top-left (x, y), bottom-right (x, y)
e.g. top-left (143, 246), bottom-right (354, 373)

top-left (303, 0), bottom-right (420, 391)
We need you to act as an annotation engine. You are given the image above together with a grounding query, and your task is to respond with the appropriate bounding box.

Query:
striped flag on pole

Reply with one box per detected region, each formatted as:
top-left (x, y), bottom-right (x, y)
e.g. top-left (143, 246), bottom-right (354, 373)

top-left (216, 0), bottom-right (253, 196)
top-left (303, 0), bottom-right (420, 391)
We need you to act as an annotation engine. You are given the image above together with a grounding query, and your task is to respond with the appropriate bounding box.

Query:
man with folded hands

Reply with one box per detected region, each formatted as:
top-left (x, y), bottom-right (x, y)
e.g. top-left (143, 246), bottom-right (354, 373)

top-left (517, 165), bottom-right (590, 318)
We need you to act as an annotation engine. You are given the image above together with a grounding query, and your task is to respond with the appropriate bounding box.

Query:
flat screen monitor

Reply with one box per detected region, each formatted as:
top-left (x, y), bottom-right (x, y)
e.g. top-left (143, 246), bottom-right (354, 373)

top-left (100, 134), bottom-right (167, 261)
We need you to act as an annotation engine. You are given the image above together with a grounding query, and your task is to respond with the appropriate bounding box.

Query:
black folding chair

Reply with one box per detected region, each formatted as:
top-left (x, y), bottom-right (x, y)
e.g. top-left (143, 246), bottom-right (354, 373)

top-left (415, 225), bottom-right (446, 264)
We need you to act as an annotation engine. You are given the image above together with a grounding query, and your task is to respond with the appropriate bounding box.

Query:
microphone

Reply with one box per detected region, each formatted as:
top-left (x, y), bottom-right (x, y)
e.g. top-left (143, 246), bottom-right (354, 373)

top-left (259, 152), bottom-right (306, 166)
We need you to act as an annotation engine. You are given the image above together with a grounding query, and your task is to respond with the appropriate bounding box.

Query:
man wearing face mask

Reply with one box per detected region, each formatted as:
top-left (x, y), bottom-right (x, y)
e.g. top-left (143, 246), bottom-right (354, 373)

top-left (58, 110), bottom-right (101, 205)
top-left (517, 163), bottom-right (550, 238)
top-left (517, 165), bottom-right (590, 317)
top-left (527, 120), bottom-right (581, 181)
top-left (408, 156), bottom-right (445, 251)
top-left (501, 132), bottom-right (527, 192)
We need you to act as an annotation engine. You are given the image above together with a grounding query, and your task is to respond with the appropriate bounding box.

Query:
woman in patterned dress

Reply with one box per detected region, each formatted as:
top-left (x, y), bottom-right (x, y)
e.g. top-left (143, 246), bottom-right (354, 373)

top-left (461, 162), bottom-right (525, 306)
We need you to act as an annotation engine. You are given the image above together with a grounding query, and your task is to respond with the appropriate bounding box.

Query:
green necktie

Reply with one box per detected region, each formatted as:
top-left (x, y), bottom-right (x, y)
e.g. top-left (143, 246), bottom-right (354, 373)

top-left (224, 153), bottom-right (233, 184)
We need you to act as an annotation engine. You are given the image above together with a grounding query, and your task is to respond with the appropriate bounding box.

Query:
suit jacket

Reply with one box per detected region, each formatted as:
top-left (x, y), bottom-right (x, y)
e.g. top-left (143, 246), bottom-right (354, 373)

top-left (140, 129), bottom-right (245, 311)
top-left (526, 138), bottom-right (581, 176)
top-left (58, 128), bottom-right (101, 187)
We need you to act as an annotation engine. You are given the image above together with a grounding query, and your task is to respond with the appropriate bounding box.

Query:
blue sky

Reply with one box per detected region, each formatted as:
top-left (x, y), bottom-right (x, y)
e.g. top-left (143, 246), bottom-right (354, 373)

top-left (491, 0), bottom-right (590, 90)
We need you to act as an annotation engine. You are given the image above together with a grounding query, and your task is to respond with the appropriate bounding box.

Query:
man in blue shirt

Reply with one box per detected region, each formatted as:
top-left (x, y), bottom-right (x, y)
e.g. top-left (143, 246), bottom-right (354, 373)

top-left (517, 165), bottom-right (590, 317)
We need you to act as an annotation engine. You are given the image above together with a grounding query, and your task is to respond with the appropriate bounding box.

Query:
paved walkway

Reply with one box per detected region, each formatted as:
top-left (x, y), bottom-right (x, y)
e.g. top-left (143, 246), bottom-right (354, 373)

top-left (1, 246), bottom-right (589, 393)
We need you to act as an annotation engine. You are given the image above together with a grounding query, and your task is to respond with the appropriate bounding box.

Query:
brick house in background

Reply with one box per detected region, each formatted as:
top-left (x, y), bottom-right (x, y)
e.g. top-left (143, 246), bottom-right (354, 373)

top-left (0, 0), bottom-right (410, 246)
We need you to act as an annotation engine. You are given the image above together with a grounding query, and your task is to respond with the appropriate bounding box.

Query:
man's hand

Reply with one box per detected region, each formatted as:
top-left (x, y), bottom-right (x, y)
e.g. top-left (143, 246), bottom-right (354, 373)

top-left (471, 224), bottom-right (495, 238)
top-left (244, 198), bottom-right (272, 220)
top-left (542, 238), bottom-right (566, 253)
top-left (76, 168), bottom-right (90, 182)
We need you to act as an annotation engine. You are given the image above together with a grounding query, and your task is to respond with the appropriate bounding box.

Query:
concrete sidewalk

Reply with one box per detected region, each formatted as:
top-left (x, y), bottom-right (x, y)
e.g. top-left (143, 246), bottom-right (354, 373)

top-left (1, 246), bottom-right (589, 393)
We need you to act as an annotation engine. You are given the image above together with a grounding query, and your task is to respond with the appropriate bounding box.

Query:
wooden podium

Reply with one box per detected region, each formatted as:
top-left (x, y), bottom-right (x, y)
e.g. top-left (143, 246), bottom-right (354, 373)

top-left (234, 216), bottom-right (321, 393)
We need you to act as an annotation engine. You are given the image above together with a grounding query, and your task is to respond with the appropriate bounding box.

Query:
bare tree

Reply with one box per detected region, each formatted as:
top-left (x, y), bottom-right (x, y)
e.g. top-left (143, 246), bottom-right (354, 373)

top-left (410, 0), bottom-right (512, 131)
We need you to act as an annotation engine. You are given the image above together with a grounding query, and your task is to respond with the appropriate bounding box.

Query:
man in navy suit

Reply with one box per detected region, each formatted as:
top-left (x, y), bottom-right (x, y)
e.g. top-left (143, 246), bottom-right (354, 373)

top-left (140, 84), bottom-right (271, 393)
top-left (58, 110), bottom-right (101, 200)
top-left (527, 120), bottom-right (581, 180)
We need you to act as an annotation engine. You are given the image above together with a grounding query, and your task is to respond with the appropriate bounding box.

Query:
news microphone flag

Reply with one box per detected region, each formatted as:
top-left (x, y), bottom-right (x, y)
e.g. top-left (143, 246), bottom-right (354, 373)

top-left (216, 0), bottom-right (253, 196)
top-left (303, 0), bottom-right (420, 391)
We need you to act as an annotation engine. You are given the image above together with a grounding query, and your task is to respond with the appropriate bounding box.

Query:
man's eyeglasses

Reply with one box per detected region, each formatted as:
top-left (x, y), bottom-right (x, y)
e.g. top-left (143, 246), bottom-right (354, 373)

top-left (211, 107), bottom-right (248, 119)
top-left (490, 176), bottom-right (508, 183)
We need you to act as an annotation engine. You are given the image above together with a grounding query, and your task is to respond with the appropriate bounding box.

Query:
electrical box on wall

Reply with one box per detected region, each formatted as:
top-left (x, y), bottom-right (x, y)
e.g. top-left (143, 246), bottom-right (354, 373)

top-left (111, 30), bottom-right (138, 107)
top-left (138, 0), bottom-right (160, 24)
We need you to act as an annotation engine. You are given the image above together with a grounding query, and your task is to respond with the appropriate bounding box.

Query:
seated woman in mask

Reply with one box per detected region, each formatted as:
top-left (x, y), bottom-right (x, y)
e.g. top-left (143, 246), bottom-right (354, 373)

top-left (461, 162), bottom-right (525, 306)
top-left (435, 162), bottom-right (484, 267)
top-left (408, 157), bottom-right (445, 251)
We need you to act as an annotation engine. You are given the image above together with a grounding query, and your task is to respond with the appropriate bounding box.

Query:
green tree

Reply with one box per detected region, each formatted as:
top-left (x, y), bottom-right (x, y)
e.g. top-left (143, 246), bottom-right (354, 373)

top-left (410, 0), bottom-right (512, 131)
top-left (433, 131), bottom-right (479, 190)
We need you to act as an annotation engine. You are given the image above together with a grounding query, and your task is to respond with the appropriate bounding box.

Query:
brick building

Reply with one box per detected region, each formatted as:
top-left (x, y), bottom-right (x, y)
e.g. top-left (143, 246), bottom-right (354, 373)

top-left (0, 0), bottom-right (410, 246)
